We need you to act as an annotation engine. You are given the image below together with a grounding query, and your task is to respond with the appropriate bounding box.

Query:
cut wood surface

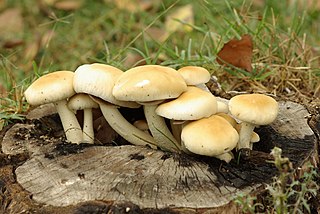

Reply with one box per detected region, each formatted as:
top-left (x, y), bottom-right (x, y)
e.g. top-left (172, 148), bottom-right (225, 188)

top-left (0, 101), bottom-right (319, 213)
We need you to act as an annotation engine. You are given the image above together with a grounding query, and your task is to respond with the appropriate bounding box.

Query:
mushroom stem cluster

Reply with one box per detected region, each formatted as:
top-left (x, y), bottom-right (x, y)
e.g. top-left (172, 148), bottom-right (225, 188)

top-left (24, 64), bottom-right (279, 163)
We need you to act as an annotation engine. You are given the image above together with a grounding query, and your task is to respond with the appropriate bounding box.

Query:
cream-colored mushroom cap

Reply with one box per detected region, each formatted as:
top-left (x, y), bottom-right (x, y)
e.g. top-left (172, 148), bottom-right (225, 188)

top-left (155, 86), bottom-right (217, 120)
top-left (24, 71), bottom-right (75, 106)
top-left (177, 66), bottom-right (210, 85)
top-left (67, 93), bottom-right (99, 111)
top-left (113, 65), bottom-right (187, 102)
top-left (181, 115), bottom-right (239, 156)
top-left (229, 94), bottom-right (278, 125)
top-left (73, 63), bottom-right (139, 108)
top-left (216, 112), bottom-right (237, 127)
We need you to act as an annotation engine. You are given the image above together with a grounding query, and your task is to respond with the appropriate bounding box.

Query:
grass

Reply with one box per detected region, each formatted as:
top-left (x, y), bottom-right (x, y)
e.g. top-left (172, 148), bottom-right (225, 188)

top-left (235, 147), bottom-right (319, 213)
top-left (0, 0), bottom-right (319, 211)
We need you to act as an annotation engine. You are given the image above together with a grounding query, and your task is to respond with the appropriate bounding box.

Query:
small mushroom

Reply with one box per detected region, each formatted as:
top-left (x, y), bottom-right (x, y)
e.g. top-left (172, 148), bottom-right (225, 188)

top-left (215, 112), bottom-right (237, 127)
top-left (229, 93), bottom-right (278, 150)
top-left (217, 113), bottom-right (260, 149)
top-left (216, 100), bottom-right (229, 113)
top-left (113, 65), bottom-right (187, 152)
top-left (155, 86), bottom-right (218, 148)
top-left (133, 119), bottom-right (149, 134)
top-left (177, 66), bottom-right (211, 91)
top-left (67, 93), bottom-right (99, 143)
top-left (181, 115), bottom-right (239, 162)
top-left (24, 71), bottom-right (83, 144)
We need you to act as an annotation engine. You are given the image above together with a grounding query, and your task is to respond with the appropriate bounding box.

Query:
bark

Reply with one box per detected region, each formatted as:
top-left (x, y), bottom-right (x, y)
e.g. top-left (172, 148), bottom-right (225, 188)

top-left (0, 101), bottom-right (318, 214)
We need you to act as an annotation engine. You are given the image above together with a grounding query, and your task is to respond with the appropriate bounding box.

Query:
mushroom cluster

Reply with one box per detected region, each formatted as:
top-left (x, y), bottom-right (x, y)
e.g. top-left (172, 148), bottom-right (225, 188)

top-left (24, 64), bottom-right (279, 162)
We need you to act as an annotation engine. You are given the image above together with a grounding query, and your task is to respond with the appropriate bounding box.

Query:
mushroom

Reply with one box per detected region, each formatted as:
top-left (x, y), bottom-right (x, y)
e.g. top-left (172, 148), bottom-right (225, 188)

top-left (215, 112), bottom-right (237, 127)
top-left (217, 112), bottom-right (260, 149)
top-left (24, 71), bottom-right (83, 144)
top-left (133, 119), bottom-right (149, 134)
top-left (155, 86), bottom-right (218, 146)
top-left (216, 101), bottom-right (229, 113)
top-left (67, 93), bottom-right (99, 144)
top-left (113, 65), bottom-right (187, 152)
top-left (228, 93), bottom-right (278, 150)
top-left (181, 115), bottom-right (239, 162)
top-left (177, 66), bottom-right (211, 91)
top-left (73, 63), bottom-right (157, 148)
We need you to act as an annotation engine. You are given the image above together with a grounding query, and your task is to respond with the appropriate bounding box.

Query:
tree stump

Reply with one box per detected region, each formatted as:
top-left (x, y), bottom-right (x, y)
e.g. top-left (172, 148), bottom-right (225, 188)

top-left (0, 100), bottom-right (319, 214)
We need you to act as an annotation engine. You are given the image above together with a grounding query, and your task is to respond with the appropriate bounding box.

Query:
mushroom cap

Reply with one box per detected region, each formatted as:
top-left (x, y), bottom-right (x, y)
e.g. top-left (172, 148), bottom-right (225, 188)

top-left (181, 115), bottom-right (239, 156)
top-left (112, 65), bottom-right (187, 102)
top-left (73, 63), bottom-right (139, 108)
top-left (229, 94), bottom-right (279, 125)
top-left (217, 100), bottom-right (229, 113)
top-left (216, 112), bottom-right (237, 127)
top-left (133, 119), bottom-right (149, 132)
top-left (24, 71), bottom-right (75, 106)
top-left (155, 86), bottom-right (217, 120)
top-left (67, 93), bottom-right (99, 111)
top-left (177, 66), bottom-right (210, 85)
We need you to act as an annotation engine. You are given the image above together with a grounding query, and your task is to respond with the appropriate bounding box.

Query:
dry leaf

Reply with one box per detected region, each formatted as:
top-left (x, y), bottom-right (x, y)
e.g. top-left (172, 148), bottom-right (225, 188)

top-left (42, 0), bottom-right (58, 6)
top-left (111, 0), bottom-right (153, 12)
top-left (0, 8), bottom-right (24, 40)
top-left (289, 0), bottom-right (320, 11)
top-left (145, 27), bottom-right (168, 43)
top-left (54, 0), bottom-right (83, 11)
top-left (0, 0), bottom-right (6, 11)
top-left (217, 34), bottom-right (253, 72)
top-left (25, 39), bottom-right (40, 62)
top-left (165, 4), bottom-right (194, 34)
top-left (22, 37), bottom-right (41, 71)
top-left (40, 30), bottom-right (55, 48)
top-left (3, 39), bottom-right (24, 49)
top-left (123, 52), bottom-right (146, 68)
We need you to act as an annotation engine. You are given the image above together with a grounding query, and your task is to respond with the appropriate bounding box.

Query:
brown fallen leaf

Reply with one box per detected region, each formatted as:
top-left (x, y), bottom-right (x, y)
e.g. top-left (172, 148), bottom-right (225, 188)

top-left (40, 30), bottom-right (55, 48)
top-left (0, 8), bottom-right (24, 40)
top-left (111, 0), bottom-right (153, 13)
top-left (145, 27), bottom-right (168, 43)
top-left (165, 4), bottom-right (194, 34)
top-left (54, 0), bottom-right (83, 11)
top-left (216, 34), bottom-right (253, 72)
top-left (2, 39), bottom-right (24, 49)
top-left (0, 0), bottom-right (6, 11)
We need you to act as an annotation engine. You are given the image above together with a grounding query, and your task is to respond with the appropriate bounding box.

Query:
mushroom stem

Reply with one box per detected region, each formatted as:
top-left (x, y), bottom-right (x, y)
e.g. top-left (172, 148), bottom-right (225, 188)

top-left (170, 120), bottom-right (182, 144)
top-left (144, 105), bottom-right (180, 152)
top-left (237, 122), bottom-right (255, 150)
top-left (82, 108), bottom-right (94, 143)
top-left (215, 151), bottom-right (234, 163)
top-left (55, 100), bottom-right (83, 144)
top-left (98, 102), bottom-right (157, 148)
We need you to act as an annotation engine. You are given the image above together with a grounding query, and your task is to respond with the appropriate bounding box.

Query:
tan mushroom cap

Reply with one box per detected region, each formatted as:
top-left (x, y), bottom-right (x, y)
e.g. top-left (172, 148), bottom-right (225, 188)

top-left (216, 112), bottom-right (237, 127)
top-left (73, 63), bottom-right (139, 108)
top-left (24, 71), bottom-right (75, 106)
top-left (67, 93), bottom-right (99, 111)
top-left (155, 86), bottom-right (217, 120)
top-left (181, 115), bottom-right (239, 156)
top-left (177, 66), bottom-right (211, 85)
top-left (113, 65), bottom-right (187, 102)
top-left (229, 94), bottom-right (279, 125)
